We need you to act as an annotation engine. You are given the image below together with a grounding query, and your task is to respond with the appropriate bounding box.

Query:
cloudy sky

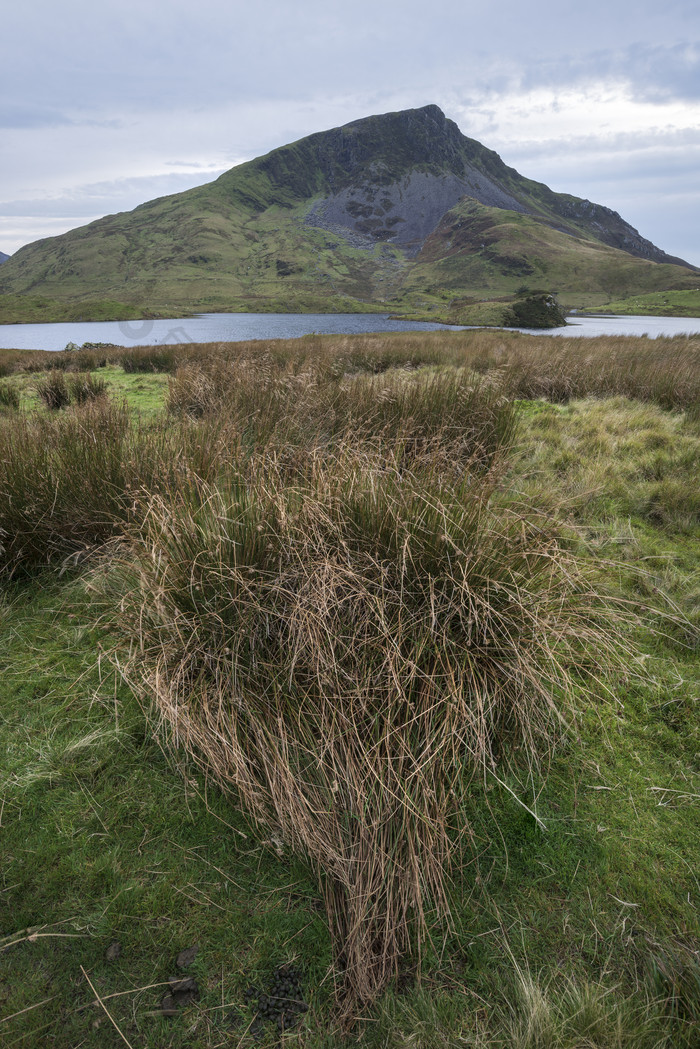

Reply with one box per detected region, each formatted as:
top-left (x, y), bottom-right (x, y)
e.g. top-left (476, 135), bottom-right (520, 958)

top-left (2, 0), bottom-right (700, 264)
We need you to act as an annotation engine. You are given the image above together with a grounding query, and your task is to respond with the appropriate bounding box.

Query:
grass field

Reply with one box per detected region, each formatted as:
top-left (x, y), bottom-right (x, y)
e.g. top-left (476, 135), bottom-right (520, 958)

top-left (581, 289), bottom-right (700, 317)
top-left (0, 330), bottom-right (698, 1047)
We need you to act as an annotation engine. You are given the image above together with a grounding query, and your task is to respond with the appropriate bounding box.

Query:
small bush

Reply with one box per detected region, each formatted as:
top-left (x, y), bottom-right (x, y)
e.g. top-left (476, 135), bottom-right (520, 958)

top-left (507, 292), bottom-right (567, 329)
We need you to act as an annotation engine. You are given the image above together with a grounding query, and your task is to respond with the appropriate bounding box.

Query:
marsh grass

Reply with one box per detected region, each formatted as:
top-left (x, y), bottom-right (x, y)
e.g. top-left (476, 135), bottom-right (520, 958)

top-left (0, 400), bottom-right (228, 575)
top-left (99, 440), bottom-right (631, 1012)
top-left (34, 370), bottom-right (108, 409)
top-left (166, 352), bottom-right (516, 469)
top-left (376, 967), bottom-right (699, 1048)
top-left (67, 348), bottom-right (108, 370)
top-left (513, 397), bottom-right (700, 535)
top-left (119, 345), bottom-right (178, 373)
top-left (35, 369), bottom-right (72, 408)
top-left (66, 372), bottom-right (108, 404)
top-left (0, 379), bottom-right (20, 409)
top-left (2, 330), bottom-right (699, 415)
top-left (2, 329), bottom-right (696, 1035)
top-left (490, 333), bottom-right (700, 417)
top-left (129, 329), bottom-right (700, 417)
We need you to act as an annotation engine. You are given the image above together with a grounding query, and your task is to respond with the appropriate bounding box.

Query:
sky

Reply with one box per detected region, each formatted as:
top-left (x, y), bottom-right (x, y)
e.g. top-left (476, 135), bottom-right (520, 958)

top-left (2, 0), bottom-right (700, 265)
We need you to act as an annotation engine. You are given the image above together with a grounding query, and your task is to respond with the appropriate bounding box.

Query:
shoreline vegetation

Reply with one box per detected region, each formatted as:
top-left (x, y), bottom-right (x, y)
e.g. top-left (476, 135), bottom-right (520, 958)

top-left (1, 287), bottom-right (699, 327)
top-left (1, 329), bottom-right (698, 1047)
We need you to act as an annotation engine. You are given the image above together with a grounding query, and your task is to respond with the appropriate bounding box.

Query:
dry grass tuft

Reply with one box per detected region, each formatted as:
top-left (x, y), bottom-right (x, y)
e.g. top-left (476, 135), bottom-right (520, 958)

top-left (0, 400), bottom-right (229, 575)
top-left (100, 442), bottom-right (630, 1012)
top-left (166, 352), bottom-right (517, 468)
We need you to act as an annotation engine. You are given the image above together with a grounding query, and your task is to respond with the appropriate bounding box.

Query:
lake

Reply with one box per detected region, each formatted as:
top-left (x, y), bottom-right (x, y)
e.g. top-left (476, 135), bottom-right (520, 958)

top-left (0, 310), bottom-right (699, 352)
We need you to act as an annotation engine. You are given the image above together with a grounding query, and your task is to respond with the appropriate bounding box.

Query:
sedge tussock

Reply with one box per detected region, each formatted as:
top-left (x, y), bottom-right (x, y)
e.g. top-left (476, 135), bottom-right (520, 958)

top-left (0, 400), bottom-right (229, 575)
top-left (99, 444), bottom-right (631, 1012)
top-left (166, 353), bottom-right (517, 468)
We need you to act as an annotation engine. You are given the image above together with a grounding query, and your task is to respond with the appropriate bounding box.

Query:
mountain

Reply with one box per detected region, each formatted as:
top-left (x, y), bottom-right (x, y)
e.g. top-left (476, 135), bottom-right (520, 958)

top-left (0, 252), bottom-right (9, 265)
top-left (0, 105), bottom-right (696, 322)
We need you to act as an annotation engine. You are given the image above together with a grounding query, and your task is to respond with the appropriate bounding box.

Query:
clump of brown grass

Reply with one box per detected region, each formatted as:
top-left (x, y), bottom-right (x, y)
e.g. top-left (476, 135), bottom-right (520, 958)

top-left (100, 441), bottom-right (629, 1014)
top-left (34, 370), bottom-right (108, 409)
top-left (35, 369), bottom-right (72, 409)
top-left (488, 333), bottom-right (700, 416)
top-left (166, 353), bottom-right (517, 470)
top-left (0, 400), bottom-right (231, 575)
top-left (0, 381), bottom-right (20, 410)
top-left (119, 345), bottom-right (178, 373)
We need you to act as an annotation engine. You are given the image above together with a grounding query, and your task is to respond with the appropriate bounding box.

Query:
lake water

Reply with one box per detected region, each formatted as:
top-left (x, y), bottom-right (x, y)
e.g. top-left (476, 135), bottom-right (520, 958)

top-left (1, 310), bottom-right (699, 352)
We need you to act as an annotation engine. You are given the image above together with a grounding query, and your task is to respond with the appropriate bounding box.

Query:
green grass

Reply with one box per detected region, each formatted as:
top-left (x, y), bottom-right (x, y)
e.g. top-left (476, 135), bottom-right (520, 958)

top-left (0, 331), bottom-right (698, 1046)
top-left (100, 367), bottom-right (171, 414)
top-left (393, 199), bottom-right (699, 313)
top-left (0, 362), bottom-right (170, 415)
top-left (582, 288), bottom-right (700, 316)
top-left (0, 584), bottom-right (332, 1048)
top-left (2, 542), bottom-right (697, 1046)
top-left (0, 293), bottom-right (174, 324)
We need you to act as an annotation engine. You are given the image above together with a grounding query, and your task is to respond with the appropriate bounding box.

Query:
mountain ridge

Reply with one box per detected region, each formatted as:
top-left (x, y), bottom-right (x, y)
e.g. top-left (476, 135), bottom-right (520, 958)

top-left (0, 104), bottom-right (695, 322)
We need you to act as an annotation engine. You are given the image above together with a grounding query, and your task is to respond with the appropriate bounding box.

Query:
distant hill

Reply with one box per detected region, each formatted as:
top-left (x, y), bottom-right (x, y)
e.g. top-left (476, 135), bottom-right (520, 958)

top-left (0, 105), bottom-right (696, 321)
top-left (0, 252), bottom-right (9, 265)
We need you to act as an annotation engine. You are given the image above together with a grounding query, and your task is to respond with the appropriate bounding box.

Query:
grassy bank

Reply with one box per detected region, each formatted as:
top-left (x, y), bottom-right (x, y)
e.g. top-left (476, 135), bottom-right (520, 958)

top-left (1, 331), bottom-right (698, 1046)
top-left (580, 289), bottom-right (700, 317)
top-left (0, 294), bottom-right (182, 325)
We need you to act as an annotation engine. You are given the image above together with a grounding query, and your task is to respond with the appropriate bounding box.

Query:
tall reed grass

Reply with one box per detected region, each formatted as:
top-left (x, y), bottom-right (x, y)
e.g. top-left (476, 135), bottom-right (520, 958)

top-left (35, 370), bottom-right (108, 409)
top-left (495, 334), bottom-right (700, 417)
top-left (0, 400), bottom-right (227, 575)
top-left (166, 353), bottom-right (517, 468)
top-left (0, 381), bottom-right (20, 409)
top-left (157, 330), bottom-right (700, 417)
top-left (3, 330), bottom-right (698, 415)
top-left (119, 346), bottom-right (178, 373)
top-left (100, 442), bottom-right (629, 1011)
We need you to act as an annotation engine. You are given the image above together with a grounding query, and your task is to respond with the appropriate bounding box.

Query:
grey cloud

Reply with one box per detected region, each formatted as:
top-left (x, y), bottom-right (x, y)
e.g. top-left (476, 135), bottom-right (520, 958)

top-left (3, 1), bottom-right (699, 122)
top-left (624, 43), bottom-right (700, 102)
top-left (503, 131), bottom-right (700, 182)
top-left (0, 169), bottom-right (228, 219)
top-left (164, 160), bottom-right (223, 169)
top-left (510, 42), bottom-right (700, 101)
top-left (0, 104), bottom-right (124, 130)
top-left (0, 105), bottom-right (75, 130)
top-left (510, 127), bottom-right (700, 156)
top-left (520, 154), bottom-right (700, 195)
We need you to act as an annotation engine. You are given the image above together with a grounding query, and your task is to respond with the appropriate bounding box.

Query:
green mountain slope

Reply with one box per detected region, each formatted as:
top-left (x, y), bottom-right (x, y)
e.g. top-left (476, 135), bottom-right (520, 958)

top-left (0, 105), bottom-right (696, 321)
top-left (401, 199), bottom-right (698, 305)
